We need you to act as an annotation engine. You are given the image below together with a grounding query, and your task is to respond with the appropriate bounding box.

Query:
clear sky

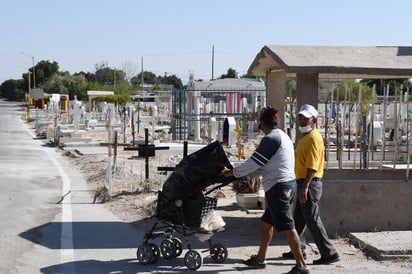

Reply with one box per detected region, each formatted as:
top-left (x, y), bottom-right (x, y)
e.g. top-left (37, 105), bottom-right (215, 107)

top-left (1, 0), bottom-right (411, 85)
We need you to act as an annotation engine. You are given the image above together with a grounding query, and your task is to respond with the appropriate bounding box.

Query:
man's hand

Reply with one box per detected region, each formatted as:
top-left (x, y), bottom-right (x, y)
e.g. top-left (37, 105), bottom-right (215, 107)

top-left (298, 187), bottom-right (308, 203)
top-left (221, 169), bottom-right (233, 177)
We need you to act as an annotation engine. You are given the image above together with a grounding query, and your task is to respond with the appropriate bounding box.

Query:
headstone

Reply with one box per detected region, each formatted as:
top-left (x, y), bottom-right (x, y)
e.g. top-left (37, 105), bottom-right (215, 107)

top-left (209, 117), bottom-right (217, 141)
top-left (70, 101), bottom-right (83, 133)
top-left (223, 117), bottom-right (236, 147)
top-left (50, 94), bottom-right (61, 113)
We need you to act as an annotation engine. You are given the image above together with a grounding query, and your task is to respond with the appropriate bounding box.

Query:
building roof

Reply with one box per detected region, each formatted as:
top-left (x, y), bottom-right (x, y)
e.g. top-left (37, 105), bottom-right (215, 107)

top-left (248, 45), bottom-right (412, 79)
top-left (190, 78), bottom-right (265, 91)
top-left (87, 90), bottom-right (114, 96)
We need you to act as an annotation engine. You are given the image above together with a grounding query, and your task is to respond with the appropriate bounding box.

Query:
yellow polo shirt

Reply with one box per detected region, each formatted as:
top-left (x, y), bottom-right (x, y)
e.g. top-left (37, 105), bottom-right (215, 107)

top-left (295, 128), bottom-right (324, 179)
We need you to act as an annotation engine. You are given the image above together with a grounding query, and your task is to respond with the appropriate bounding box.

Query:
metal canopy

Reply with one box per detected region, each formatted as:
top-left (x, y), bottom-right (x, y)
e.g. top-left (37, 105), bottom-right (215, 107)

top-left (248, 45), bottom-right (412, 79)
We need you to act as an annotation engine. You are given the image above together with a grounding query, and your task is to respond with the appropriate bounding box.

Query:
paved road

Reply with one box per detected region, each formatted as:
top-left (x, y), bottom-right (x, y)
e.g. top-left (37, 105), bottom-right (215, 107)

top-left (0, 102), bottom-right (140, 274)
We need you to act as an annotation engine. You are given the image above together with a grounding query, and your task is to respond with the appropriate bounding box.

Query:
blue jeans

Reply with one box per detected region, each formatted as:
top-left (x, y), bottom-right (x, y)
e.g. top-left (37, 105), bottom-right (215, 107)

top-left (294, 179), bottom-right (338, 258)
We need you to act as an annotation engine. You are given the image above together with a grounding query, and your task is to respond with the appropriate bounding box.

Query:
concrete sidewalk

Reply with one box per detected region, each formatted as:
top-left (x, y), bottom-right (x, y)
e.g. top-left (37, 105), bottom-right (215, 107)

top-left (350, 231), bottom-right (412, 261)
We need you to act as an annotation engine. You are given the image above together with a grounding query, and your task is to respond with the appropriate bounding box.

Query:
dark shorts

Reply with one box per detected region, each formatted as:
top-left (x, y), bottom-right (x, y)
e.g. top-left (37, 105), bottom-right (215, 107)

top-left (261, 180), bottom-right (297, 232)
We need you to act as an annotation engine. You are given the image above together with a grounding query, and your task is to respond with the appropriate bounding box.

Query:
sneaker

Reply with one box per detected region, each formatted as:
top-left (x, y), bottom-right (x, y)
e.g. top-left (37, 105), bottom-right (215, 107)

top-left (284, 265), bottom-right (310, 274)
top-left (313, 253), bottom-right (340, 265)
top-left (282, 250), bottom-right (307, 260)
top-left (243, 255), bottom-right (266, 269)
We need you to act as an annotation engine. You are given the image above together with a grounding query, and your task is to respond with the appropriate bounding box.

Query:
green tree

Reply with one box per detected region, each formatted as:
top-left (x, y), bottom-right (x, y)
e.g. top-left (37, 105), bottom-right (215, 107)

top-left (96, 94), bottom-right (131, 106)
top-left (337, 79), bottom-right (374, 115)
top-left (285, 78), bottom-right (297, 128)
top-left (0, 79), bottom-right (25, 101)
top-left (76, 71), bottom-right (97, 83)
top-left (164, 74), bottom-right (183, 89)
top-left (113, 79), bottom-right (133, 95)
top-left (85, 81), bottom-right (103, 91)
top-left (220, 68), bottom-right (237, 79)
top-left (24, 60), bottom-right (59, 87)
top-left (361, 79), bottom-right (412, 96)
top-left (41, 74), bottom-right (88, 100)
top-left (286, 78), bottom-right (296, 99)
top-left (92, 62), bottom-right (126, 86)
top-left (132, 71), bottom-right (157, 86)
top-left (153, 85), bottom-right (163, 91)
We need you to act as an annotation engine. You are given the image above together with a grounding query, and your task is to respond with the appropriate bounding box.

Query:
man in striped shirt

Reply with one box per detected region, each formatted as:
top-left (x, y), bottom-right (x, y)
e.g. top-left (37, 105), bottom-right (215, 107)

top-left (223, 107), bottom-right (308, 274)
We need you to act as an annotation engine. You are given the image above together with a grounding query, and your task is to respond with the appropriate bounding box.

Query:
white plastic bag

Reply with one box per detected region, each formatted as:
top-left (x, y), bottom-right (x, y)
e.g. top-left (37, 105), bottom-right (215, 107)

top-left (199, 210), bottom-right (225, 231)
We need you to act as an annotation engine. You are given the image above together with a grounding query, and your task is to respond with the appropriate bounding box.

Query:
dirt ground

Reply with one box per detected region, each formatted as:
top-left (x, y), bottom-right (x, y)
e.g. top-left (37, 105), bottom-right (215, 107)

top-left (56, 128), bottom-right (412, 273)
top-left (61, 131), bottom-right (237, 223)
top-left (61, 128), bottom-right (262, 224)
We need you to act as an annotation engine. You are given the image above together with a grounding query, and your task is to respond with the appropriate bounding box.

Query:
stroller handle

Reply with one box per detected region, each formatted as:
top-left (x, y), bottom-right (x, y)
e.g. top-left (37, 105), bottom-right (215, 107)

top-left (205, 175), bottom-right (236, 195)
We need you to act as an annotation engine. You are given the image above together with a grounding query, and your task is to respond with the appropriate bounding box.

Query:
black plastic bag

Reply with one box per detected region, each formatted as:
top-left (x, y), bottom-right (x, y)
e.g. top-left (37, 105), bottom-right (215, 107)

top-left (161, 141), bottom-right (233, 201)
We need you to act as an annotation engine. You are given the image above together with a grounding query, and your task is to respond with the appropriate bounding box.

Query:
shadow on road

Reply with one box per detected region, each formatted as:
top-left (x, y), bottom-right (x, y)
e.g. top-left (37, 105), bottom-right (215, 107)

top-left (39, 256), bottom-right (245, 274)
top-left (19, 212), bottom-right (288, 250)
top-left (19, 221), bottom-right (142, 249)
top-left (20, 215), bottom-right (293, 273)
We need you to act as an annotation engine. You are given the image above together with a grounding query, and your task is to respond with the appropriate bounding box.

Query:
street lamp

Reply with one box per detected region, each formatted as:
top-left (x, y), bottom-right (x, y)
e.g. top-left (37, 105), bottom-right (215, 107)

top-left (19, 51), bottom-right (36, 88)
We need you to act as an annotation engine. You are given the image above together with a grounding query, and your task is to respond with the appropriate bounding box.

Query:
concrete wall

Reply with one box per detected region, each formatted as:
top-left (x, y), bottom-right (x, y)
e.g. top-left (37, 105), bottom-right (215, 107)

top-left (266, 70), bottom-right (286, 129)
top-left (295, 73), bottom-right (318, 140)
top-left (320, 169), bottom-right (412, 236)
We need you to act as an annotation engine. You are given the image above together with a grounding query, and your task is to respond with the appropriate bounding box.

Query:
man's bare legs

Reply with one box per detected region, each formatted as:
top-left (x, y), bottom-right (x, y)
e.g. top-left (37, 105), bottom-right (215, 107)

top-left (255, 220), bottom-right (273, 262)
top-left (284, 229), bottom-right (306, 269)
top-left (255, 220), bottom-right (306, 270)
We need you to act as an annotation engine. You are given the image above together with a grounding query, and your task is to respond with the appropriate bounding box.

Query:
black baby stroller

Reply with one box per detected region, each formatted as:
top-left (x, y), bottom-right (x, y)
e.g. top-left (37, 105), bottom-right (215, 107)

top-left (136, 141), bottom-right (235, 270)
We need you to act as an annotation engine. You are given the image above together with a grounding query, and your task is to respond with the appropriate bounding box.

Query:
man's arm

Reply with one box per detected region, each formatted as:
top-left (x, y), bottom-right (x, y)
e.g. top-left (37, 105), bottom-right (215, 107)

top-left (298, 168), bottom-right (316, 203)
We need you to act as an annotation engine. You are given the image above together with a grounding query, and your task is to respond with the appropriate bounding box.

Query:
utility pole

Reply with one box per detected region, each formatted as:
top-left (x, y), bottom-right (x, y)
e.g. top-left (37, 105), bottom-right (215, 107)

top-left (20, 51), bottom-right (36, 88)
top-left (141, 57), bottom-right (144, 90)
top-left (28, 72), bottom-right (31, 104)
top-left (211, 45), bottom-right (214, 80)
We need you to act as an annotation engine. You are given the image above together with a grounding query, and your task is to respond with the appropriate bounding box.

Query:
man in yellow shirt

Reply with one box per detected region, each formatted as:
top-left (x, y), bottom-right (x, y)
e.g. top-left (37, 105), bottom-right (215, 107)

top-left (284, 104), bottom-right (339, 265)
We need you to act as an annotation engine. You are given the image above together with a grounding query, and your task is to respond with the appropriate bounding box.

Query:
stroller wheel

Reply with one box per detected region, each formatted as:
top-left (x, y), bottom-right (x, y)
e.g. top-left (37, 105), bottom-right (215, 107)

top-left (210, 243), bottom-right (228, 263)
top-left (170, 237), bottom-right (183, 257)
top-left (149, 243), bottom-right (160, 263)
top-left (160, 239), bottom-right (176, 259)
top-left (184, 250), bottom-right (202, 270)
top-left (137, 244), bottom-right (153, 265)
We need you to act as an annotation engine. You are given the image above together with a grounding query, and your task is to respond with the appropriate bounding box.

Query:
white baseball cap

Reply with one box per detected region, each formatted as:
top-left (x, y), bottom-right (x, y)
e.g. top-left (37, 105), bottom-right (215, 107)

top-left (298, 104), bottom-right (318, 118)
